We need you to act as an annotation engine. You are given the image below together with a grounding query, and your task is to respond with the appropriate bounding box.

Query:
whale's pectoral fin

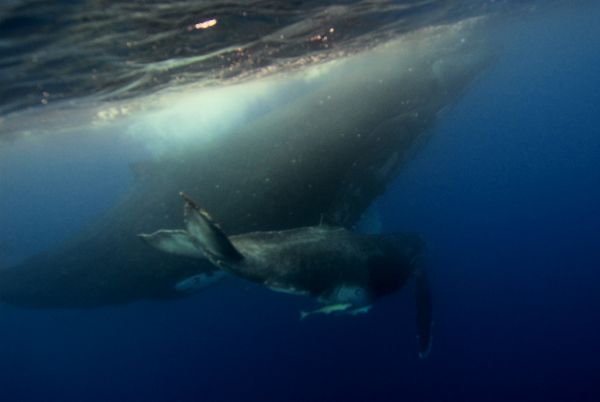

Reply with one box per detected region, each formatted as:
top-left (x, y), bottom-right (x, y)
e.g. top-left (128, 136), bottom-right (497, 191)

top-left (415, 268), bottom-right (433, 358)
top-left (180, 192), bottom-right (243, 264)
top-left (175, 271), bottom-right (229, 293)
top-left (138, 230), bottom-right (206, 259)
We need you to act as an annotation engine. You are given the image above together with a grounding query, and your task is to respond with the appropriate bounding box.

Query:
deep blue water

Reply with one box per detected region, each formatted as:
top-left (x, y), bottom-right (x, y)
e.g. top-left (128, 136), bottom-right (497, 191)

top-left (1, 3), bottom-right (600, 402)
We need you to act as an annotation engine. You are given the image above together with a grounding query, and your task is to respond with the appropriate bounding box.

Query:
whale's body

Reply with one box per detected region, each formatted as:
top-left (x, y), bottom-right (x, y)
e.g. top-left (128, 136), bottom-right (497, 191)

top-left (141, 193), bottom-right (433, 357)
top-left (227, 227), bottom-right (423, 303)
top-left (0, 21), bottom-right (488, 308)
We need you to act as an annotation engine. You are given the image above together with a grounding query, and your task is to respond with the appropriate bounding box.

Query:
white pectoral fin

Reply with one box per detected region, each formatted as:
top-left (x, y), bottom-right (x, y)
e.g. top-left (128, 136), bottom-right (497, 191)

top-left (138, 229), bottom-right (206, 259)
top-left (175, 271), bottom-right (229, 292)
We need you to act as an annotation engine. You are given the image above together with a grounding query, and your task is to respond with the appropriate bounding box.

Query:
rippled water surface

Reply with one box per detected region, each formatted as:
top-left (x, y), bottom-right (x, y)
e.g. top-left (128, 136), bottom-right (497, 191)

top-left (1, 0), bottom-right (540, 117)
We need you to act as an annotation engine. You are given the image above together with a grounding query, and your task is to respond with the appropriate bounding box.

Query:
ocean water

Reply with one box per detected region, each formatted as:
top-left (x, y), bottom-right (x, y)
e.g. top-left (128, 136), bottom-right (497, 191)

top-left (1, 1), bottom-right (599, 402)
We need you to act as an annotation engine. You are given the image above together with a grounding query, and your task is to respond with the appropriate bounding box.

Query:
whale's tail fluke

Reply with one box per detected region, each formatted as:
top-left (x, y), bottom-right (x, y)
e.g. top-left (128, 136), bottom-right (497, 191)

top-left (139, 193), bottom-right (244, 266)
top-left (139, 229), bottom-right (207, 259)
top-left (179, 192), bottom-right (244, 265)
top-left (415, 268), bottom-right (433, 358)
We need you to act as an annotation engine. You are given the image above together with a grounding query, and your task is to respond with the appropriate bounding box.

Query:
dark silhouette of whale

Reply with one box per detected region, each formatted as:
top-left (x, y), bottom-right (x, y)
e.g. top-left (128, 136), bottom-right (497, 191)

top-left (0, 21), bottom-right (489, 308)
top-left (141, 193), bottom-right (433, 357)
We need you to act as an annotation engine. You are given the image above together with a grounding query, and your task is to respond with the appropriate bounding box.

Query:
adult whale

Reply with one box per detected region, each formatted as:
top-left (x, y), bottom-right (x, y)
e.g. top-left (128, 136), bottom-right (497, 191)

top-left (141, 193), bottom-right (433, 357)
top-left (0, 20), bottom-right (490, 308)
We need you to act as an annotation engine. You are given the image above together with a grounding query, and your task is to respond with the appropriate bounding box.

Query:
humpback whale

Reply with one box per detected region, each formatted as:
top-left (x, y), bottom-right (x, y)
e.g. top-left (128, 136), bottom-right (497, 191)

top-left (0, 19), bottom-right (489, 308)
top-left (141, 193), bottom-right (433, 357)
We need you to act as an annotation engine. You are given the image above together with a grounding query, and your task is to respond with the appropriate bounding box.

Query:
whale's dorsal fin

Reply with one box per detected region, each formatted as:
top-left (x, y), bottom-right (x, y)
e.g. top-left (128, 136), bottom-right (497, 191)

top-left (180, 192), bottom-right (244, 265)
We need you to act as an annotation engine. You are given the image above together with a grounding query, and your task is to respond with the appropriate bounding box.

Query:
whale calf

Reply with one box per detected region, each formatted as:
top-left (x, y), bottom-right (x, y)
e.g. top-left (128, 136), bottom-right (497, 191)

top-left (141, 193), bottom-right (433, 357)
